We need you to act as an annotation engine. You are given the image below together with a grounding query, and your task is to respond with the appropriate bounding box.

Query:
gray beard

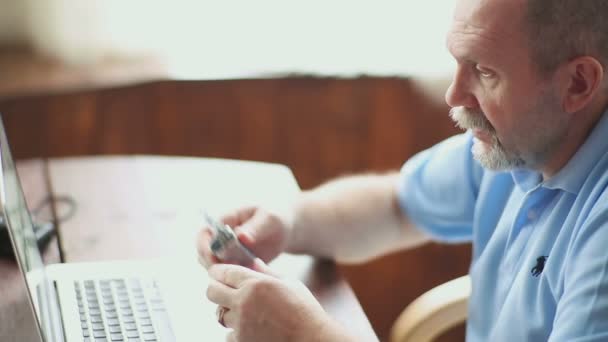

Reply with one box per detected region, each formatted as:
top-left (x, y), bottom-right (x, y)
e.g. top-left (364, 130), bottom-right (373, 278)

top-left (449, 107), bottom-right (525, 171)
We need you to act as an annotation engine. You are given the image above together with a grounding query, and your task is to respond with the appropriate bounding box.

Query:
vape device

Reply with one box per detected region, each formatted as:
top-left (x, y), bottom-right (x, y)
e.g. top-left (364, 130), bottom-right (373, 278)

top-left (203, 213), bottom-right (257, 267)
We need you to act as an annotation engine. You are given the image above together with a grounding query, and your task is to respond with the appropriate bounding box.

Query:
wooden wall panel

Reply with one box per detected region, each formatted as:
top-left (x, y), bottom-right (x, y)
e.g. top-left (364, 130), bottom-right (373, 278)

top-left (0, 77), bottom-right (469, 341)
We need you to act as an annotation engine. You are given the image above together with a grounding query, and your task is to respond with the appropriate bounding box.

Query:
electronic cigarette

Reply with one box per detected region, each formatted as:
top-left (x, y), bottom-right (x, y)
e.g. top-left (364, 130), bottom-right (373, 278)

top-left (203, 212), bottom-right (257, 267)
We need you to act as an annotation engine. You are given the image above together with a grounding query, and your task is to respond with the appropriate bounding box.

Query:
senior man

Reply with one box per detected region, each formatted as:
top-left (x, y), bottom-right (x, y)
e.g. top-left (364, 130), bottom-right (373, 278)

top-left (197, 0), bottom-right (608, 340)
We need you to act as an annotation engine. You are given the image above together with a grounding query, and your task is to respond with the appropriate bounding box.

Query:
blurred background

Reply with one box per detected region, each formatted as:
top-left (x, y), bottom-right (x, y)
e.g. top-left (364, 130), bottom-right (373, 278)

top-left (0, 1), bottom-right (470, 341)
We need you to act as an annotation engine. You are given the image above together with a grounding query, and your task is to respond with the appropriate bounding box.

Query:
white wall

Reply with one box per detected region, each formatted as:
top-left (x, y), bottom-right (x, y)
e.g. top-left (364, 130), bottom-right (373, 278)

top-left (2, 1), bottom-right (458, 79)
top-left (160, 1), bottom-right (458, 79)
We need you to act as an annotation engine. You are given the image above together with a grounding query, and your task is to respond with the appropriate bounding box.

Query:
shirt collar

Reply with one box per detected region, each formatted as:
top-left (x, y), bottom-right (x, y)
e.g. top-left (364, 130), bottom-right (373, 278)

top-left (511, 168), bottom-right (542, 193)
top-left (542, 110), bottom-right (608, 195)
top-left (509, 109), bottom-right (608, 194)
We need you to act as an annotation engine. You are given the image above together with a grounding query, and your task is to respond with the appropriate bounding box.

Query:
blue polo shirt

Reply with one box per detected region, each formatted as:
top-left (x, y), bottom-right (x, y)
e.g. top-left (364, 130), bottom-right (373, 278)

top-left (397, 112), bottom-right (608, 341)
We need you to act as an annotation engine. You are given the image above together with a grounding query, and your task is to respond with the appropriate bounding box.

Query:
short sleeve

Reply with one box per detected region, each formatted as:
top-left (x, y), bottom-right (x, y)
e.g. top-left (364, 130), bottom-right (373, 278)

top-left (549, 206), bottom-right (608, 341)
top-left (396, 133), bottom-right (483, 243)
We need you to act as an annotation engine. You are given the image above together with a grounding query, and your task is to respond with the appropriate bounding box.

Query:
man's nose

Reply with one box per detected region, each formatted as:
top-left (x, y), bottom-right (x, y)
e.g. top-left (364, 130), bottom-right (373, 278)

top-left (445, 66), bottom-right (478, 109)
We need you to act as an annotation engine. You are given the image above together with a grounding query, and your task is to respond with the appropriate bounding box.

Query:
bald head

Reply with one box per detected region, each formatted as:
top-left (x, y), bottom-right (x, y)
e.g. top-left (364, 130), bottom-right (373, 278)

top-left (453, 0), bottom-right (526, 23)
top-left (449, 0), bottom-right (528, 60)
top-left (452, 0), bottom-right (608, 80)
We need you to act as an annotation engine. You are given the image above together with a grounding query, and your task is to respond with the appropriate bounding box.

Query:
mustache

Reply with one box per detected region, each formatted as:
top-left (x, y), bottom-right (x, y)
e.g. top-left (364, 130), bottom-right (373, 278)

top-left (449, 107), bottom-right (495, 133)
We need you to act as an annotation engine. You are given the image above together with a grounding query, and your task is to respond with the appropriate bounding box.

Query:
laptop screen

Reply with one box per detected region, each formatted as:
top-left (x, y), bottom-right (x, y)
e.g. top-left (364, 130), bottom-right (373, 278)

top-left (0, 116), bottom-right (46, 342)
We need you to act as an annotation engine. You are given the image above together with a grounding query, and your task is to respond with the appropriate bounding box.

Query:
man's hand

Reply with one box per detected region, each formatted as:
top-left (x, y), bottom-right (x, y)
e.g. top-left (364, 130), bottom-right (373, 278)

top-left (207, 259), bottom-right (342, 342)
top-left (196, 207), bottom-right (291, 268)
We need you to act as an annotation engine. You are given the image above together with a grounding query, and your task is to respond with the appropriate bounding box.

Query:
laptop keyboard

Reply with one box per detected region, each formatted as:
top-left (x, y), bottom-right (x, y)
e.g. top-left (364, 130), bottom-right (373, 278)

top-left (74, 278), bottom-right (174, 342)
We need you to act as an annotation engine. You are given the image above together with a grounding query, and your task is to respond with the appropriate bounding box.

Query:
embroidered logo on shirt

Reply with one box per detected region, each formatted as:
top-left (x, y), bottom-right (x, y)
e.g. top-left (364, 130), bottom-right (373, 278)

top-left (531, 256), bottom-right (548, 277)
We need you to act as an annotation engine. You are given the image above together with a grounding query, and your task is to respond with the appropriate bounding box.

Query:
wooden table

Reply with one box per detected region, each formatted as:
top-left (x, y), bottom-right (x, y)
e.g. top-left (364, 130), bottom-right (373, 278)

top-left (2, 156), bottom-right (378, 341)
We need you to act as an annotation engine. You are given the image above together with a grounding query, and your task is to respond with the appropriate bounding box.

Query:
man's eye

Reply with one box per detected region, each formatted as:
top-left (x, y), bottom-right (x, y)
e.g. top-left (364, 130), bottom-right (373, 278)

top-left (475, 65), bottom-right (494, 78)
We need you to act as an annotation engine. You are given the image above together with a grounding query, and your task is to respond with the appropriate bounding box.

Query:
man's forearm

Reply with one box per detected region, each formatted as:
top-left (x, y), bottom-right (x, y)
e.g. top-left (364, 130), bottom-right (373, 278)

top-left (285, 172), bottom-right (429, 263)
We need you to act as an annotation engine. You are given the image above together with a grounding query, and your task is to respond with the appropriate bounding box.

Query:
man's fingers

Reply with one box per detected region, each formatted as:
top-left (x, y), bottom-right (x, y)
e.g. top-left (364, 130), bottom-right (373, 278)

top-left (209, 263), bottom-right (260, 288)
top-left (196, 228), bottom-right (211, 255)
top-left (233, 211), bottom-right (267, 249)
top-left (221, 308), bottom-right (237, 329)
top-left (198, 255), bottom-right (212, 269)
top-left (206, 280), bottom-right (236, 308)
top-left (251, 258), bottom-right (279, 278)
top-left (226, 331), bottom-right (238, 342)
top-left (221, 207), bottom-right (257, 228)
top-left (196, 229), bottom-right (220, 268)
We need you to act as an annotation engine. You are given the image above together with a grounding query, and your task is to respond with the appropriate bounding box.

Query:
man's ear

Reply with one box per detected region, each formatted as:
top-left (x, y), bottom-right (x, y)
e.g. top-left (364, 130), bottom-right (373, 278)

top-left (559, 56), bottom-right (604, 114)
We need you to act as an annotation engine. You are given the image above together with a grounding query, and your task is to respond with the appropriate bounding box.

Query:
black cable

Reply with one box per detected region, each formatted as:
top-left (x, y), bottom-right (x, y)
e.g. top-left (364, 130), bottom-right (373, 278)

top-left (31, 195), bottom-right (77, 224)
top-left (42, 159), bottom-right (67, 263)
top-left (0, 193), bottom-right (77, 261)
top-left (0, 164), bottom-right (78, 261)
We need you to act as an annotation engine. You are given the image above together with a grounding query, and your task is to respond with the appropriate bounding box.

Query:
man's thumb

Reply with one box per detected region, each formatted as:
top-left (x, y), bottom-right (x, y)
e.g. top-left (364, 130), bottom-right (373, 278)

top-left (252, 258), bottom-right (279, 278)
top-left (236, 229), bottom-right (256, 249)
top-left (235, 212), bottom-right (265, 249)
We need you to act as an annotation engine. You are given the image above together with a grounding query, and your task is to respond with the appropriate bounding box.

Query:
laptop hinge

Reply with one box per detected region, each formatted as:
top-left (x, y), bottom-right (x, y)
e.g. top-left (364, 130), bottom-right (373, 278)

top-left (37, 280), bottom-right (66, 342)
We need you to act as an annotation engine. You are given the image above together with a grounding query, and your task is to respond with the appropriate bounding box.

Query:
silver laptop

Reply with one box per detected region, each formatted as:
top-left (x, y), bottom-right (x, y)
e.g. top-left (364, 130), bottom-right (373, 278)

top-left (0, 117), bottom-right (232, 342)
